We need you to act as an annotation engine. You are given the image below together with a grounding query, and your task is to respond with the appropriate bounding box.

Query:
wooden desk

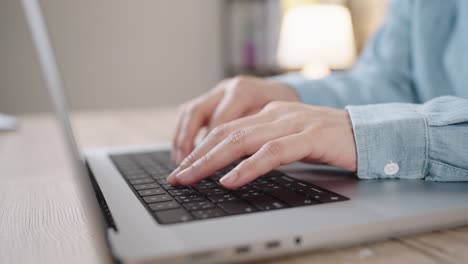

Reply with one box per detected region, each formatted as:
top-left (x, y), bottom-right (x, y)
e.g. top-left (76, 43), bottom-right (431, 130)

top-left (1, 109), bottom-right (467, 264)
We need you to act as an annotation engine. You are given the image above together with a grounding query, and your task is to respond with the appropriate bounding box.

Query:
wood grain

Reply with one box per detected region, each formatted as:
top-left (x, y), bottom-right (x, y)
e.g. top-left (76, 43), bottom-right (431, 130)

top-left (1, 109), bottom-right (467, 264)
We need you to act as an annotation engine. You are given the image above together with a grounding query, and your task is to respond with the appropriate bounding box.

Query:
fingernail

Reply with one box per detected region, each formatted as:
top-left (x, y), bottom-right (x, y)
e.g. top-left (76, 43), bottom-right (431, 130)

top-left (168, 167), bottom-right (181, 179)
top-left (167, 166), bottom-right (183, 185)
top-left (175, 166), bottom-right (193, 184)
top-left (220, 171), bottom-right (240, 187)
top-left (167, 174), bottom-right (178, 186)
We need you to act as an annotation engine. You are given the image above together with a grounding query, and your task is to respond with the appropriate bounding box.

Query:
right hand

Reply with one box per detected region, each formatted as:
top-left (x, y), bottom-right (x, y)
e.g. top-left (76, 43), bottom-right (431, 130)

top-left (172, 76), bottom-right (300, 164)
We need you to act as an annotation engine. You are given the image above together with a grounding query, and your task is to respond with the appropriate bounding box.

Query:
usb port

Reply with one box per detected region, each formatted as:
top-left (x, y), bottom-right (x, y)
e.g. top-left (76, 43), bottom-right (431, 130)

top-left (265, 240), bottom-right (280, 249)
top-left (235, 245), bottom-right (250, 254)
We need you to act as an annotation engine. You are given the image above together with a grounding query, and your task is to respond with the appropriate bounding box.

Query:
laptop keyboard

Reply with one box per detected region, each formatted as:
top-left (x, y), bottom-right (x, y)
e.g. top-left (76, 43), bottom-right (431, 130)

top-left (110, 151), bottom-right (349, 225)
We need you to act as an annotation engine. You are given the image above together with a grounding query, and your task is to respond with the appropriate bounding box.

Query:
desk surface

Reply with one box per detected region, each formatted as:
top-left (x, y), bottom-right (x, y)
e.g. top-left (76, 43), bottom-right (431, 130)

top-left (1, 109), bottom-right (467, 264)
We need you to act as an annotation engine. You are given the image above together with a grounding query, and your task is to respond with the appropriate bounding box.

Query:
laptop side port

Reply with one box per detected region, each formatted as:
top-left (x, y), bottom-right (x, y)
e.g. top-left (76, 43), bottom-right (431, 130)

top-left (235, 245), bottom-right (251, 255)
top-left (190, 250), bottom-right (218, 262)
top-left (294, 236), bottom-right (302, 246)
top-left (265, 240), bottom-right (280, 249)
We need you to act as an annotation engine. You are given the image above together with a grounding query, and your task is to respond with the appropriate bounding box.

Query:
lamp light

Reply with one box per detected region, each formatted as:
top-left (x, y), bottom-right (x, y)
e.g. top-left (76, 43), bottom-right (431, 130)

top-left (277, 4), bottom-right (356, 79)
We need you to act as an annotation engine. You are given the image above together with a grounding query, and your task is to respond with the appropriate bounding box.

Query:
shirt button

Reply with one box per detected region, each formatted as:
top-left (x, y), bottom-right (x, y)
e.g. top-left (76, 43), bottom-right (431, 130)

top-left (384, 161), bottom-right (399, 176)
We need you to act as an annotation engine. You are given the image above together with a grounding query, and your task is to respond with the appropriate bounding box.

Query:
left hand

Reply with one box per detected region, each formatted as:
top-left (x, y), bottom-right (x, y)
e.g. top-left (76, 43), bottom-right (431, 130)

top-left (167, 101), bottom-right (357, 189)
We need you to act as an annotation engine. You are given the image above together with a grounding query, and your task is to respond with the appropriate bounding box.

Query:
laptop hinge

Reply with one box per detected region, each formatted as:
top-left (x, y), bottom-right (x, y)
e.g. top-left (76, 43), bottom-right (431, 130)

top-left (86, 161), bottom-right (118, 231)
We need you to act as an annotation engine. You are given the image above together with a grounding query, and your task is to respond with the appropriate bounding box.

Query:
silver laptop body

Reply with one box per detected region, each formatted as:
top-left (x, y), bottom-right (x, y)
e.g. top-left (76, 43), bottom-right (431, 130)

top-left (22, 0), bottom-right (468, 263)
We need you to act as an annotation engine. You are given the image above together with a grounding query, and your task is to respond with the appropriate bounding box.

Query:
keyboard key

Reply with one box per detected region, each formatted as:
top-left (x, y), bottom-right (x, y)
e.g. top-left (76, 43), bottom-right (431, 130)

top-left (192, 181), bottom-right (217, 191)
top-left (154, 208), bottom-right (193, 224)
top-left (237, 185), bottom-right (254, 191)
top-left (329, 195), bottom-right (348, 202)
top-left (143, 194), bottom-right (173, 203)
top-left (183, 201), bottom-right (216, 211)
top-left (149, 173), bottom-right (168, 179)
top-left (169, 188), bottom-right (196, 196)
top-left (253, 184), bottom-right (281, 192)
top-left (129, 178), bottom-right (155, 185)
top-left (161, 184), bottom-right (185, 190)
top-left (287, 183), bottom-right (310, 194)
top-left (133, 183), bottom-right (159, 190)
top-left (192, 208), bottom-right (226, 219)
top-left (156, 178), bottom-right (169, 184)
top-left (294, 181), bottom-right (310, 187)
top-left (239, 192), bottom-right (262, 199)
top-left (266, 188), bottom-right (318, 207)
top-left (207, 193), bottom-right (239, 203)
top-left (243, 195), bottom-right (286, 211)
top-left (160, 184), bottom-right (174, 190)
top-left (175, 194), bottom-right (207, 203)
top-left (125, 173), bottom-right (149, 180)
top-left (209, 173), bottom-right (224, 182)
top-left (311, 193), bottom-right (348, 203)
top-left (149, 201), bottom-right (180, 211)
top-left (138, 188), bottom-right (166, 196)
top-left (198, 187), bottom-right (228, 195)
top-left (232, 187), bottom-right (258, 195)
top-left (199, 179), bottom-right (214, 184)
top-left (308, 186), bottom-right (324, 194)
top-left (252, 182), bottom-right (277, 189)
top-left (218, 201), bottom-right (257, 215)
top-left (269, 175), bottom-right (294, 186)
top-left (251, 178), bottom-right (269, 184)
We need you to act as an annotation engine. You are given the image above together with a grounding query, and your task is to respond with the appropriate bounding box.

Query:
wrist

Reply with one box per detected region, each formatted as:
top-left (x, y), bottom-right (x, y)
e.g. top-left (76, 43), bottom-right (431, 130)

top-left (343, 110), bottom-right (358, 172)
top-left (267, 80), bottom-right (301, 103)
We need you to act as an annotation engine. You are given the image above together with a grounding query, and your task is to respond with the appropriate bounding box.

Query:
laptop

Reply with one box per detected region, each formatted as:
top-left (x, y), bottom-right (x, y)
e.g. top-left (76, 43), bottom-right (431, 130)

top-left (22, 0), bottom-right (468, 263)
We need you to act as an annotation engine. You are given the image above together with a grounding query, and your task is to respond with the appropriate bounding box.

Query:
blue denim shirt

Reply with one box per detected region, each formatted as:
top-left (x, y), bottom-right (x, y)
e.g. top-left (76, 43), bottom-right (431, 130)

top-left (274, 0), bottom-right (468, 181)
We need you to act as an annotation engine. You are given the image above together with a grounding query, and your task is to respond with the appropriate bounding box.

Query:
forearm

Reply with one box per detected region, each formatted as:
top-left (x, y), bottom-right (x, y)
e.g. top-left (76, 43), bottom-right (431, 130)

top-left (347, 96), bottom-right (468, 181)
top-left (272, 67), bottom-right (418, 108)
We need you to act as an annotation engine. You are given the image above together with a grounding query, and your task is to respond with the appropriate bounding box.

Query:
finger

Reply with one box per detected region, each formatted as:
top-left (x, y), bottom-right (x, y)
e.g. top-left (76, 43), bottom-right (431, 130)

top-left (173, 120), bottom-right (302, 185)
top-left (220, 132), bottom-right (311, 189)
top-left (172, 105), bottom-right (185, 161)
top-left (174, 90), bottom-right (223, 164)
top-left (175, 107), bottom-right (205, 163)
top-left (208, 90), bottom-right (248, 131)
top-left (167, 111), bottom-right (273, 185)
top-left (245, 107), bottom-right (261, 116)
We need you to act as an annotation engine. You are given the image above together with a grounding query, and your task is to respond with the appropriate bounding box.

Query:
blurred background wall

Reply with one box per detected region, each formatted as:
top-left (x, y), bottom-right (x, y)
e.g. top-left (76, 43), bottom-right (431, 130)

top-left (0, 0), bottom-right (387, 115)
top-left (0, 0), bottom-right (223, 114)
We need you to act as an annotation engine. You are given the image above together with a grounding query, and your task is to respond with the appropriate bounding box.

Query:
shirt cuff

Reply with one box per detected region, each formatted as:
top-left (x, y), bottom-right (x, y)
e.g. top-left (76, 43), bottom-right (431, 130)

top-left (346, 103), bottom-right (428, 180)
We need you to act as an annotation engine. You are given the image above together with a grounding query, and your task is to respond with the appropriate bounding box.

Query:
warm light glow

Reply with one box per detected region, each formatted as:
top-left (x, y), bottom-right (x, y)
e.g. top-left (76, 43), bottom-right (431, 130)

top-left (301, 62), bottom-right (331, 79)
top-left (277, 4), bottom-right (356, 72)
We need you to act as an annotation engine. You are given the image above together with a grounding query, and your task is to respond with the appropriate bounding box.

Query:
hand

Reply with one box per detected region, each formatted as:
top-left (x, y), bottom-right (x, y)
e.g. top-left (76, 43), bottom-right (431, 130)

top-left (172, 76), bottom-right (300, 164)
top-left (167, 101), bottom-right (357, 189)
